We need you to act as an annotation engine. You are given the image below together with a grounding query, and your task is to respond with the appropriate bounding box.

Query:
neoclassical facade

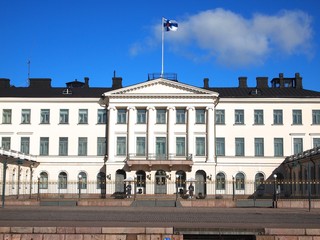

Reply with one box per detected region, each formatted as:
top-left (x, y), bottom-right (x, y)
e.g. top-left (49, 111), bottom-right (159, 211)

top-left (1, 73), bottom-right (320, 197)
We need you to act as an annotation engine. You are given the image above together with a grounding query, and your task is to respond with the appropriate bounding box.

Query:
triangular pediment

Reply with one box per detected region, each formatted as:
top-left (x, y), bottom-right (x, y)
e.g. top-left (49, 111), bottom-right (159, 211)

top-left (103, 78), bottom-right (218, 96)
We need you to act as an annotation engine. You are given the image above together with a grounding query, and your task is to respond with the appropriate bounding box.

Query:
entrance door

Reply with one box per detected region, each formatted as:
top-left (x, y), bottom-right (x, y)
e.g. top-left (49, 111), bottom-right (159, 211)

top-left (155, 170), bottom-right (167, 194)
top-left (115, 170), bottom-right (126, 193)
top-left (195, 170), bottom-right (206, 196)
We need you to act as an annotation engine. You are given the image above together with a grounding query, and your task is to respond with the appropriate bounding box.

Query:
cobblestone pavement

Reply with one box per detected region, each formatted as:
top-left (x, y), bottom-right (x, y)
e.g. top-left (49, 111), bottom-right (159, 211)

top-left (1, 206), bottom-right (320, 229)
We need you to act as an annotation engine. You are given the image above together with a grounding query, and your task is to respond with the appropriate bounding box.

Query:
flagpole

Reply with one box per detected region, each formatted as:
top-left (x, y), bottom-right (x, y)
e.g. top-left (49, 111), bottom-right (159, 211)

top-left (161, 17), bottom-right (164, 77)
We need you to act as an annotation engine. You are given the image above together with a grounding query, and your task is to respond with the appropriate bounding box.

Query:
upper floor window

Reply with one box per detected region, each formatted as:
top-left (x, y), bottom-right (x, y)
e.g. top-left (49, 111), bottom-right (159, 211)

top-left (156, 137), bottom-right (166, 158)
top-left (196, 109), bottom-right (205, 124)
top-left (273, 110), bottom-right (283, 125)
top-left (59, 137), bottom-right (68, 156)
top-left (176, 109), bottom-right (186, 124)
top-left (78, 137), bottom-right (88, 156)
top-left (97, 137), bottom-right (106, 156)
top-left (20, 137), bottom-right (30, 154)
top-left (2, 109), bottom-right (12, 124)
top-left (254, 110), bottom-right (264, 125)
top-left (313, 138), bottom-right (320, 148)
top-left (21, 109), bottom-right (31, 124)
top-left (215, 109), bottom-right (225, 124)
top-left (79, 109), bottom-right (88, 124)
top-left (274, 138), bottom-right (283, 157)
top-left (293, 138), bottom-right (303, 154)
top-left (137, 109), bottom-right (146, 124)
top-left (196, 137), bottom-right (205, 156)
top-left (117, 109), bottom-right (127, 124)
top-left (40, 109), bottom-right (50, 124)
top-left (39, 137), bottom-right (49, 156)
top-left (216, 138), bottom-right (225, 156)
top-left (254, 138), bottom-right (264, 156)
top-left (312, 110), bottom-right (320, 125)
top-left (156, 109), bottom-right (166, 124)
top-left (176, 137), bottom-right (186, 156)
top-left (292, 109), bottom-right (302, 125)
top-left (235, 109), bottom-right (244, 124)
top-left (1, 137), bottom-right (11, 150)
top-left (97, 109), bottom-right (107, 124)
top-left (136, 137), bottom-right (146, 156)
top-left (235, 138), bottom-right (245, 156)
top-left (117, 137), bottom-right (126, 155)
top-left (59, 109), bottom-right (69, 124)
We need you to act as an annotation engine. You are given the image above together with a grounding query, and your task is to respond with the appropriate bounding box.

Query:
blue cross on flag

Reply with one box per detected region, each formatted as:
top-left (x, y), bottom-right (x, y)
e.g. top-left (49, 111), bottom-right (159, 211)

top-left (163, 18), bottom-right (178, 31)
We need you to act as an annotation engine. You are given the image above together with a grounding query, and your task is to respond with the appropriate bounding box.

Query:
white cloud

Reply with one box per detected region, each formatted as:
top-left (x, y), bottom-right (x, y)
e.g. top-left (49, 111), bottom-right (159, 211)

top-left (131, 8), bottom-right (314, 68)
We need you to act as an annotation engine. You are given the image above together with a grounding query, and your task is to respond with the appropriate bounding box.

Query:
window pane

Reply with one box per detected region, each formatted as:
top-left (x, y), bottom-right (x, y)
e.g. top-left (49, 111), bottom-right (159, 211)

top-left (215, 109), bottom-right (225, 124)
top-left (216, 138), bottom-right (225, 156)
top-left (58, 172), bottom-right (67, 189)
top-left (40, 109), bottom-right (50, 124)
top-left (255, 138), bottom-right (264, 156)
top-left (236, 173), bottom-right (245, 190)
top-left (235, 110), bottom-right (244, 124)
top-left (292, 110), bottom-right (302, 125)
top-left (39, 172), bottom-right (48, 189)
top-left (97, 137), bottom-right (106, 156)
top-left (156, 109), bottom-right (166, 124)
top-left (254, 110), bottom-right (263, 125)
top-left (235, 138), bottom-right (244, 156)
top-left (78, 137), bottom-right (88, 156)
top-left (117, 109), bottom-right (126, 124)
top-left (59, 109), bottom-right (69, 124)
top-left (40, 137), bottom-right (49, 156)
top-left (196, 109), bottom-right (205, 124)
top-left (136, 137), bottom-right (146, 156)
top-left (2, 109), bottom-right (12, 124)
top-left (156, 137), bottom-right (166, 158)
top-left (273, 110), bottom-right (283, 125)
top-left (216, 172), bottom-right (225, 190)
top-left (176, 137), bottom-right (185, 156)
top-left (79, 109), bottom-right (88, 124)
top-left (59, 137), bottom-right (68, 156)
top-left (97, 109), bottom-right (107, 124)
top-left (137, 109), bottom-right (146, 124)
top-left (274, 138), bottom-right (283, 157)
top-left (196, 137), bottom-right (205, 156)
top-left (313, 138), bottom-right (320, 148)
top-left (117, 137), bottom-right (126, 155)
top-left (176, 109), bottom-right (185, 124)
top-left (294, 138), bottom-right (303, 154)
top-left (312, 110), bottom-right (320, 124)
top-left (1, 137), bottom-right (11, 150)
top-left (21, 109), bottom-right (31, 124)
top-left (20, 137), bottom-right (30, 154)
top-left (78, 172), bottom-right (87, 189)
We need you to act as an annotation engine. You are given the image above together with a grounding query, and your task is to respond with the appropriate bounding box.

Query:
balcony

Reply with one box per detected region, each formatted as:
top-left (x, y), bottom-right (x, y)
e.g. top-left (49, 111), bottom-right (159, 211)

top-left (125, 153), bottom-right (193, 171)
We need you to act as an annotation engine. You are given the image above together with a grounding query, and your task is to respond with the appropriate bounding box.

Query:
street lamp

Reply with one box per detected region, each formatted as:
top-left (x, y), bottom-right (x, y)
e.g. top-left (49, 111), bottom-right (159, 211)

top-left (37, 176), bottom-right (40, 201)
top-left (78, 174), bottom-right (82, 199)
top-left (273, 174), bottom-right (277, 208)
top-left (232, 175), bottom-right (235, 201)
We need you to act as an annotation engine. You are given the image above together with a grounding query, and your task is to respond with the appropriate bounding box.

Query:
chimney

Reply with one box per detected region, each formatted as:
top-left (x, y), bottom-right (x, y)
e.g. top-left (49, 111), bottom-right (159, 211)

top-left (0, 78), bottom-right (10, 88)
top-left (29, 78), bottom-right (52, 88)
top-left (112, 71), bottom-right (123, 89)
top-left (279, 73), bottom-right (284, 88)
top-left (256, 77), bottom-right (268, 88)
top-left (238, 77), bottom-right (247, 88)
top-left (203, 78), bottom-right (209, 89)
top-left (84, 77), bottom-right (89, 88)
top-left (295, 73), bottom-right (303, 89)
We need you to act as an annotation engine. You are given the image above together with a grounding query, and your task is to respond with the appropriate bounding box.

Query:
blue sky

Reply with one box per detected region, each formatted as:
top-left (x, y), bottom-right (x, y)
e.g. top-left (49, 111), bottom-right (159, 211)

top-left (1, 0), bottom-right (319, 91)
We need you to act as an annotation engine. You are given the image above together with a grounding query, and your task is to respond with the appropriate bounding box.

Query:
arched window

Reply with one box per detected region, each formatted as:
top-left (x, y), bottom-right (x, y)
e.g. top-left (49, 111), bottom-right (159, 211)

top-left (78, 172), bottom-right (87, 189)
top-left (255, 173), bottom-right (265, 190)
top-left (97, 172), bottom-right (106, 189)
top-left (216, 172), bottom-right (225, 190)
top-left (39, 172), bottom-right (48, 189)
top-left (58, 172), bottom-right (67, 189)
top-left (235, 173), bottom-right (245, 190)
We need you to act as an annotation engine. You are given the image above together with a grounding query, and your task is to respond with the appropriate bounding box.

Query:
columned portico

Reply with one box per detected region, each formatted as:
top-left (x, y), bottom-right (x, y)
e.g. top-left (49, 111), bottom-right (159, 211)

top-left (206, 106), bottom-right (215, 162)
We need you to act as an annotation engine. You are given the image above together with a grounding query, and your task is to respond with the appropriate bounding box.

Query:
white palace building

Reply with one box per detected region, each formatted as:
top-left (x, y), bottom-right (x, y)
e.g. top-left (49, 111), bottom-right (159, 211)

top-left (1, 73), bottom-right (320, 198)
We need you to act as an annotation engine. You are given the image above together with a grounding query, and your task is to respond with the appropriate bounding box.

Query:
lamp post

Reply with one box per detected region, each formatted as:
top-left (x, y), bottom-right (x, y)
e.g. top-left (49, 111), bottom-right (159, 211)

top-left (37, 176), bottom-right (40, 201)
top-left (273, 174), bottom-right (277, 208)
top-left (2, 160), bottom-right (8, 208)
top-left (232, 175), bottom-right (235, 201)
top-left (78, 175), bottom-right (82, 199)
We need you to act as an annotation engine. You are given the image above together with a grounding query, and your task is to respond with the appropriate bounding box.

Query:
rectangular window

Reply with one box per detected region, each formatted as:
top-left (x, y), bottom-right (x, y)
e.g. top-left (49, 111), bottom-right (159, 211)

top-left (59, 137), bottom-right (68, 156)
top-left (274, 138), bottom-right (284, 157)
top-left (97, 109), bottom-right (107, 124)
top-left (196, 109), bottom-right (205, 124)
top-left (273, 110), bottom-right (283, 125)
top-left (176, 137), bottom-right (186, 156)
top-left (59, 109), bottom-right (69, 124)
top-left (293, 138), bottom-right (303, 154)
top-left (235, 109), bottom-right (244, 124)
top-left (312, 110), bottom-right (320, 124)
top-left (137, 109), bottom-right (146, 124)
top-left (215, 109), bottom-right (225, 124)
top-left (196, 137), bottom-right (205, 156)
top-left (292, 109), bottom-right (302, 125)
top-left (117, 109), bottom-right (127, 124)
top-left (97, 137), bottom-right (106, 156)
top-left (117, 137), bottom-right (126, 155)
top-left (78, 137), bottom-right (88, 156)
top-left (216, 138), bottom-right (225, 156)
top-left (1, 137), bottom-right (11, 150)
top-left (313, 138), bottom-right (320, 148)
top-left (20, 137), bottom-right (30, 154)
top-left (2, 109), bottom-right (12, 124)
top-left (255, 138), bottom-right (264, 156)
top-left (79, 109), bottom-right (88, 124)
top-left (39, 137), bottom-right (49, 156)
top-left (254, 110), bottom-right (264, 125)
top-left (235, 138), bottom-right (245, 156)
top-left (156, 137), bottom-right (166, 158)
top-left (136, 137), bottom-right (146, 156)
top-left (40, 109), bottom-right (50, 124)
top-left (21, 109), bottom-right (31, 124)
top-left (156, 109), bottom-right (166, 124)
top-left (176, 109), bottom-right (186, 124)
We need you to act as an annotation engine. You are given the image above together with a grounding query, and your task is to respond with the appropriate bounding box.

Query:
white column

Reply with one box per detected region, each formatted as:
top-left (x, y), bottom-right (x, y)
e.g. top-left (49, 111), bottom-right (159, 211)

top-left (186, 106), bottom-right (195, 158)
top-left (147, 106), bottom-right (155, 159)
top-left (107, 106), bottom-right (116, 161)
top-left (127, 106), bottom-right (136, 158)
top-left (167, 106), bottom-right (175, 159)
top-left (206, 106), bottom-right (215, 162)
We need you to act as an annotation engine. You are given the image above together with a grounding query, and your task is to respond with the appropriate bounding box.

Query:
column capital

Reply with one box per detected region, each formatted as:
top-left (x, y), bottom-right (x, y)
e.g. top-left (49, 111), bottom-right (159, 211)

top-left (206, 106), bottom-right (215, 111)
top-left (127, 106), bottom-right (136, 111)
top-left (167, 106), bottom-right (175, 111)
top-left (107, 106), bottom-right (116, 111)
top-left (146, 106), bottom-right (155, 111)
top-left (186, 106), bottom-right (195, 111)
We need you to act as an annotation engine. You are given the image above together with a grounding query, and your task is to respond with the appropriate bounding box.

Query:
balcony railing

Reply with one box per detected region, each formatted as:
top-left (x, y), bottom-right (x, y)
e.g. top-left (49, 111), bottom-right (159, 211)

top-left (126, 153), bottom-right (193, 161)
